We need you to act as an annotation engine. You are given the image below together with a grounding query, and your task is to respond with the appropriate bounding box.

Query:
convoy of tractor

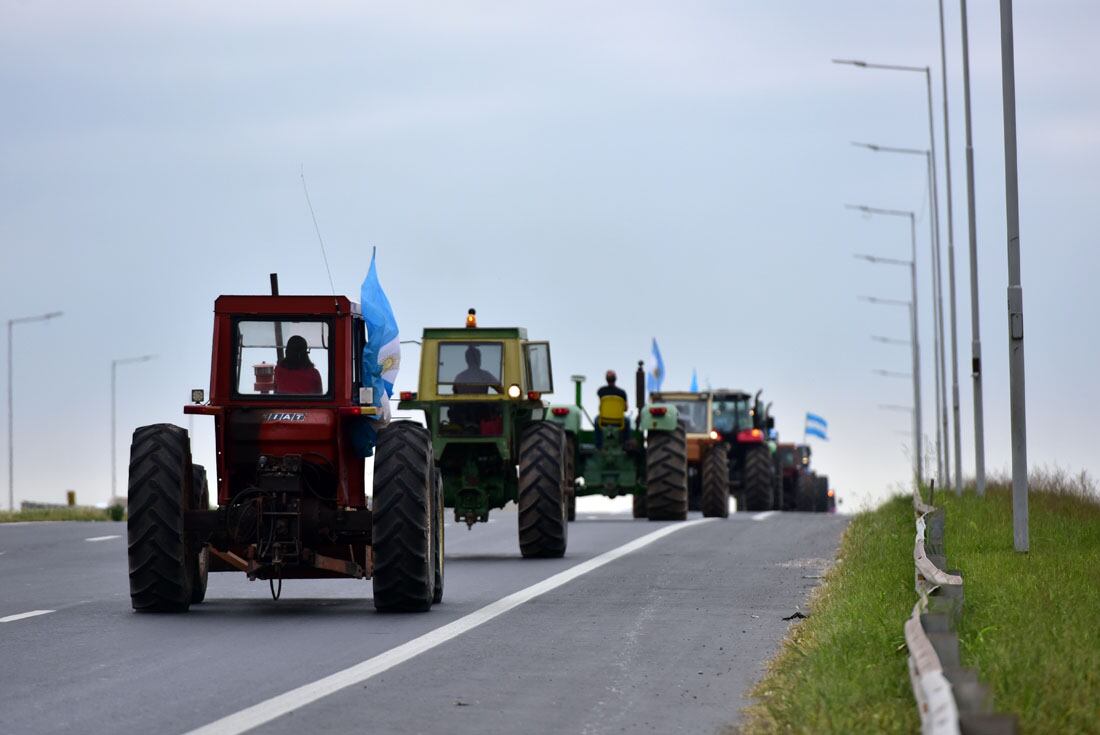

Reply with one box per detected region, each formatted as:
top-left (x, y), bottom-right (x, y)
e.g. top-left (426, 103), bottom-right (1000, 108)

top-left (125, 282), bottom-right (833, 614)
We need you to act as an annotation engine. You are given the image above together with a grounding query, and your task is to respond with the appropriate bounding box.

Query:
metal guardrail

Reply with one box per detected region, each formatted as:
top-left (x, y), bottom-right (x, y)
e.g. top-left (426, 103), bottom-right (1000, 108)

top-left (906, 487), bottom-right (1017, 735)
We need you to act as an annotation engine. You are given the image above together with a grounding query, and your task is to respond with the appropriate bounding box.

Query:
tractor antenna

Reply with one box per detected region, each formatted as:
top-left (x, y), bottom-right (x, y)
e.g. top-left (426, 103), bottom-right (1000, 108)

top-left (300, 165), bottom-right (338, 305)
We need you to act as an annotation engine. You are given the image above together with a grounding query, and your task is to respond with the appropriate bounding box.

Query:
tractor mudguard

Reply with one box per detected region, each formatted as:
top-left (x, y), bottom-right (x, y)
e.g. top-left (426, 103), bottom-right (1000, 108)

top-left (638, 402), bottom-right (679, 433)
top-left (544, 404), bottom-right (582, 434)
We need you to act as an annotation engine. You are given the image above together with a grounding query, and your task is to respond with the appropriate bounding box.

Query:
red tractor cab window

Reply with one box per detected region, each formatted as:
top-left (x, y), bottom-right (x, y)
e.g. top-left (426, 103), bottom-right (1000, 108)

top-left (235, 319), bottom-right (333, 398)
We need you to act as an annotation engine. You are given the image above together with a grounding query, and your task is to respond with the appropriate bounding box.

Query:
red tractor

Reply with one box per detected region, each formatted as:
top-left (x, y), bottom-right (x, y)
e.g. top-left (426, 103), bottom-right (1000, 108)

top-left (126, 285), bottom-right (443, 613)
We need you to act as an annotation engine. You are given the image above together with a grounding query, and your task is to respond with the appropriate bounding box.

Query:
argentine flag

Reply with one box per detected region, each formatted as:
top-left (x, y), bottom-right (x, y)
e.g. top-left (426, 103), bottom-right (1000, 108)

top-left (690, 368), bottom-right (699, 393)
top-left (647, 338), bottom-right (665, 394)
top-left (805, 412), bottom-right (828, 441)
top-left (361, 248), bottom-right (400, 426)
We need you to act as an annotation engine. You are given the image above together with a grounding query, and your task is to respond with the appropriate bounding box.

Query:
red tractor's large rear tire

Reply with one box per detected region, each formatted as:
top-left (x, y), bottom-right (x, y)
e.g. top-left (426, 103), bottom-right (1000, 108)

top-left (372, 421), bottom-right (435, 612)
top-left (701, 445), bottom-right (730, 519)
top-left (742, 445), bottom-right (775, 511)
top-left (518, 422), bottom-right (568, 558)
top-left (127, 424), bottom-right (194, 613)
top-left (190, 464), bottom-right (210, 604)
top-left (645, 427), bottom-right (688, 521)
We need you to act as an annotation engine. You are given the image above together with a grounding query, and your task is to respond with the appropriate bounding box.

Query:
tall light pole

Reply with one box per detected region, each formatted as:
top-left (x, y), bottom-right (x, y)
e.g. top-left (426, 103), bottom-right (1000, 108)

top-left (111, 355), bottom-right (156, 502)
top-left (850, 142), bottom-right (948, 487)
top-left (960, 0), bottom-right (987, 496)
top-left (937, 0), bottom-right (964, 495)
top-left (835, 59), bottom-right (952, 489)
top-left (860, 292), bottom-right (922, 486)
top-left (997, 0), bottom-right (1029, 552)
top-left (848, 203), bottom-right (924, 487)
top-left (7, 311), bottom-right (63, 511)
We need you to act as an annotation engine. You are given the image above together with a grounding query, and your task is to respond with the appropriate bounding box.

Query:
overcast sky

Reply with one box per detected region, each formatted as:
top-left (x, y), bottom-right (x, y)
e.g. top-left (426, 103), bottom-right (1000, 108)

top-left (2, 1), bottom-right (1097, 511)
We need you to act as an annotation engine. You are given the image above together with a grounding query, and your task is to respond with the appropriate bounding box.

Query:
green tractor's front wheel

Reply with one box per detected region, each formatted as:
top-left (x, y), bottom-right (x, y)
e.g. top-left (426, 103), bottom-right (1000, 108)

top-left (742, 445), bottom-right (775, 511)
top-left (645, 427), bottom-right (688, 521)
top-left (372, 421), bottom-right (436, 612)
top-left (701, 445), bottom-right (730, 519)
top-left (518, 422), bottom-right (569, 558)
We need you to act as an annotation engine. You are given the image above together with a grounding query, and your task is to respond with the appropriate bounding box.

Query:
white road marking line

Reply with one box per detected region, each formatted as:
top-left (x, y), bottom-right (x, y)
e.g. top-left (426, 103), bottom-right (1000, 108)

top-left (184, 518), bottom-right (713, 735)
top-left (752, 511), bottom-right (777, 521)
top-left (0, 610), bottom-right (54, 623)
top-left (85, 535), bottom-right (121, 542)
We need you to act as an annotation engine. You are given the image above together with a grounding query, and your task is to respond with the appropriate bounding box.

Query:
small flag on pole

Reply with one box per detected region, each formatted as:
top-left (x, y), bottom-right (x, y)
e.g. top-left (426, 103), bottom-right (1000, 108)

top-left (647, 338), bottom-right (665, 393)
top-left (690, 369), bottom-right (699, 393)
top-left (805, 412), bottom-right (828, 441)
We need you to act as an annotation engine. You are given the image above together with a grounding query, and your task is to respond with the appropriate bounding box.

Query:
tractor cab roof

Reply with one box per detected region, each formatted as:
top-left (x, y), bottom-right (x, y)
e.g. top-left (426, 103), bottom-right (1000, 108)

top-left (421, 326), bottom-right (528, 340)
top-left (651, 390), bottom-right (710, 402)
top-left (215, 295), bottom-right (360, 317)
top-left (711, 389), bottom-right (752, 401)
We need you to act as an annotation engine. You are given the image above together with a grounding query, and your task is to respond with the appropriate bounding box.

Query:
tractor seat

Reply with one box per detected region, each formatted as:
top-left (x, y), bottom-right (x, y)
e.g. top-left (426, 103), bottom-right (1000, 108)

top-left (597, 395), bottom-right (626, 428)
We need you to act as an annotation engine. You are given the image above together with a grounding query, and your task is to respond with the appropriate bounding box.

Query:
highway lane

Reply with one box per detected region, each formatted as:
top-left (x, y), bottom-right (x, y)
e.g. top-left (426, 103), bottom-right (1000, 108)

top-left (0, 510), bottom-right (847, 734)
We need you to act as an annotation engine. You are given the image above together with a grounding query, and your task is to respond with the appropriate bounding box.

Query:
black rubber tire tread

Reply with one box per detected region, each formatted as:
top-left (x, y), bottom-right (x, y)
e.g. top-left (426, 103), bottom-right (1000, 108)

top-left (372, 421), bottom-right (434, 612)
top-left (645, 427), bottom-right (688, 521)
top-left (127, 423), bottom-right (193, 613)
top-left (795, 474), bottom-right (814, 512)
top-left (742, 445), bottom-right (775, 511)
top-left (701, 446), bottom-right (730, 518)
top-left (517, 422), bottom-right (568, 558)
top-left (565, 435), bottom-right (577, 522)
top-left (632, 492), bottom-right (647, 518)
top-left (816, 475), bottom-right (830, 512)
top-left (431, 467), bottom-right (444, 604)
top-left (190, 464), bottom-right (210, 604)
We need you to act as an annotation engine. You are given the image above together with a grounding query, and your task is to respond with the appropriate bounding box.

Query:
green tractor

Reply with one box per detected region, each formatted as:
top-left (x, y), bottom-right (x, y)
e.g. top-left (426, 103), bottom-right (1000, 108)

top-left (398, 309), bottom-right (569, 558)
top-left (545, 363), bottom-right (689, 521)
top-left (711, 389), bottom-right (779, 511)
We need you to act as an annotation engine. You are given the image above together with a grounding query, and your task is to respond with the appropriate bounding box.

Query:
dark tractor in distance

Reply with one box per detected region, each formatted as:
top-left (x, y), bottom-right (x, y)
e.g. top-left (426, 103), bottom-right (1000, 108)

top-left (128, 284), bottom-right (443, 614)
top-left (710, 389), bottom-right (778, 511)
top-left (398, 310), bottom-right (570, 558)
top-left (776, 443), bottom-right (812, 511)
top-left (546, 365), bottom-right (690, 522)
top-left (649, 390), bottom-right (730, 518)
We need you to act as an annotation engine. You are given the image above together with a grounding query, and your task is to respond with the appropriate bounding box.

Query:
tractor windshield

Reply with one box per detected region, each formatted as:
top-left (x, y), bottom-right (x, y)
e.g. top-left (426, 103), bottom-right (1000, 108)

top-left (712, 399), bottom-right (751, 433)
top-left (666, 400), bottom-right (709, 434)
top-left (235, 319), bottom-right (331, 397)
top-left (778, 446), bottom-right (796, 468)
top-left (437, 342), bottom-right (503, 395)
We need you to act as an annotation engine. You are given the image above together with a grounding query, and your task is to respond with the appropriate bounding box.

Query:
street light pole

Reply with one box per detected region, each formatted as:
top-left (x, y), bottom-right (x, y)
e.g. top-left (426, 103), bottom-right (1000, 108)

top-left (938, 0), bottom-right (964, 495)
top-left (836, 58), bottom-right (952, 490)
top-left (7, 311), bottom-right (63, 511)
top-left (111, 355), bottom-right (156, 502)
top-left (960, 0), bottom-right (988, 497)
top-left (997, 0), bottom-right (1029, 552)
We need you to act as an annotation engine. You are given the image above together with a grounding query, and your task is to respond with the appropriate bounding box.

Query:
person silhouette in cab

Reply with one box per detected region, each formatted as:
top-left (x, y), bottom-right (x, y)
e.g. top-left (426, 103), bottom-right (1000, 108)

top-left (453, 346), bottom-right (499, 394)
top-left (274, 335), bottom-right (323, 394)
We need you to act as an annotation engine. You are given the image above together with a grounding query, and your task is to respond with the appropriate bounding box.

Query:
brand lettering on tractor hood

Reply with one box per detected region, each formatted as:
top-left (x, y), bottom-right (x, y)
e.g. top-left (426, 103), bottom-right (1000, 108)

top-left (264, 412), bottom-right (306, 422)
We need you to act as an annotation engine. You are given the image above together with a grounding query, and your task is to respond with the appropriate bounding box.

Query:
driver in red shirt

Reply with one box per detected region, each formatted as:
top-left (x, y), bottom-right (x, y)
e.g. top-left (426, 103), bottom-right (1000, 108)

top-left (274, 335), bottom-right (323, 394)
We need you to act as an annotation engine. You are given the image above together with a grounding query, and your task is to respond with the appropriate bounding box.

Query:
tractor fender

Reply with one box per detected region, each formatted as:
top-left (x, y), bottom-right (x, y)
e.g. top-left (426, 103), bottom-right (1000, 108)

top-left (544, 404), bottom-right (582, 434)
top-left (639, 402), bottom-right (680, 433)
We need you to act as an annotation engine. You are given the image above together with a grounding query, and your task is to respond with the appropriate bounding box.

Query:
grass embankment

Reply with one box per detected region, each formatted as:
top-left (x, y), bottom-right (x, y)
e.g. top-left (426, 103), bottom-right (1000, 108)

top-left (0, 506), bottom-right (122, 523)
top-left (738, 467), bottom-right (1100, 734)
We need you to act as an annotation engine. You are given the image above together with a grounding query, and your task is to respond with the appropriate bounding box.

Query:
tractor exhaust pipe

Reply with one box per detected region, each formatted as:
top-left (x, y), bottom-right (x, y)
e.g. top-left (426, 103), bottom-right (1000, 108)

top-left (270, 273), bottom-right (285, 361)
top-left (636, 361), bottom-right (646, 412)
top-left (269, 273), bottom-right (280, 296)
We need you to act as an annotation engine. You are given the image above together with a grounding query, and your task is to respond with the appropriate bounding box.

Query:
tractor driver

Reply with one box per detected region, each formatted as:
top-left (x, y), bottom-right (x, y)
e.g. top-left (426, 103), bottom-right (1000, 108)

top-left (274, 335), bottom-right (323, 394)
top-left (453, 345), bottom-right (500, 395)
top-left (597, 370), bottom-right (628, 407)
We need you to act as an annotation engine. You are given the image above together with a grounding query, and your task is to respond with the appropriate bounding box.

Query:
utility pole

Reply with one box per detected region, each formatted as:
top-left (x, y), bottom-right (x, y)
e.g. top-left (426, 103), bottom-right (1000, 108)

top-left (997, 0), bottom-right (1029, 552)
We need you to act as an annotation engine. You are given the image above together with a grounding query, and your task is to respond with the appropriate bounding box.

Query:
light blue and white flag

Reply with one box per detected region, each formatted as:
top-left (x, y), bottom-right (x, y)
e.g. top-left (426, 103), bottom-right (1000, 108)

top-left (647, 338), bottom-right (665, 394)
top-left (690, 368), bottom-right (699, 393)
top-left (360, 248), bottom-right (400, 424)
top-left (804, 412), bottom-right (828, 441)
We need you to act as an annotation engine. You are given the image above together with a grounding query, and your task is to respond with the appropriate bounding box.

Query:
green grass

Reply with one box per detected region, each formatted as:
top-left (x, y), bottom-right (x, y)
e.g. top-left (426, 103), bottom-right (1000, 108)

top-left (942, 468), bottom-right (1100, 734)
top-left (0, 506), bottom-right (121, 523)
top-left (735, 495), bottom-right (920, 734)
top-left (737, 467), bottom-right (1100, 735)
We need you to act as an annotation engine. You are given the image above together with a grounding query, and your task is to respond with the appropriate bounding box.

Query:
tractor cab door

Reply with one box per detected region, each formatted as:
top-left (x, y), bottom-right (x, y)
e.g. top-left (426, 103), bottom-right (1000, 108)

top-left (522, 341), bottom-right (553, 395)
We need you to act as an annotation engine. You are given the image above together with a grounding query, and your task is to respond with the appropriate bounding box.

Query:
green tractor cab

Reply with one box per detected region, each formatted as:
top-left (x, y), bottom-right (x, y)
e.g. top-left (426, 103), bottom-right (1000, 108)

top-left (545, 363), bottom-right (690, 522)
top-left (398, 310), bottom-right (569, 558)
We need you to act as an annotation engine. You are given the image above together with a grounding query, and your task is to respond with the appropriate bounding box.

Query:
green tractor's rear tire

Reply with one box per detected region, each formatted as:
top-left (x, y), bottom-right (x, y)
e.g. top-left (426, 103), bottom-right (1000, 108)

top-left (190, 464), bottom-right (210, 605)
top-left (632, 492), bottom-right (647, 518)
top-left (742, 445), bottom-right (775, 511)
top-left (565, 435), bottom-right (577, 522)
top-left (645, 427), bottom-right (688, 521)
top-left (431, 468), bottom-right (444, 604)
top-left (518, 422), bottom-right (569, 558)
top-left (372, 421), bottom-right (435, 612)
top-left (127, 424), bottom-right (195, 613)
top-left (701, 446), bottom-right (730, 519)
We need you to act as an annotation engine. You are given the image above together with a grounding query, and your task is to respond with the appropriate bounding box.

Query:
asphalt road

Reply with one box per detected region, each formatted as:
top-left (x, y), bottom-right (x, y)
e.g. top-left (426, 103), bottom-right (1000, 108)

top-left (0, 509), bottom-right (847, 735)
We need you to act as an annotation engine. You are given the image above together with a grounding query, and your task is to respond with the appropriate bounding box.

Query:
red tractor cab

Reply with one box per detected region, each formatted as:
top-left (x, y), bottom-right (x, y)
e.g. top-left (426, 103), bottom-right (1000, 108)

top-left (126, 288), bottom-right (443, 613)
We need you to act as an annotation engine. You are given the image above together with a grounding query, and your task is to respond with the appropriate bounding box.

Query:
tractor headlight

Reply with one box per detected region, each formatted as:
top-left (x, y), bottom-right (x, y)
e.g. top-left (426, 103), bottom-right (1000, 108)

top-left (507, 384), bottom-right (522, 399)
